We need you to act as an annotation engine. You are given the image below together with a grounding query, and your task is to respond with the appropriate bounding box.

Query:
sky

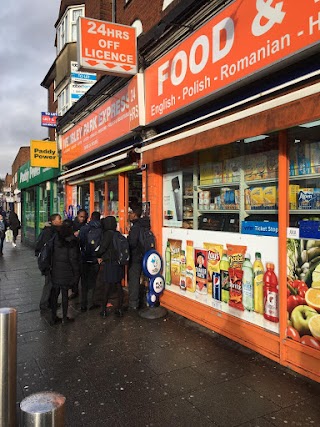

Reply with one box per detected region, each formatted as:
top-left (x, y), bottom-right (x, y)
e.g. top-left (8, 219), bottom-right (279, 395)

top-left (0, 1), bottom-right (60, 178)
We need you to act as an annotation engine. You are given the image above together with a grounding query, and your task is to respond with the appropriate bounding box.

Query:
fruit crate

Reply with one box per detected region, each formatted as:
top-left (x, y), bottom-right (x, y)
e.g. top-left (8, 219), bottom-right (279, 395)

top-left (299, 221), bottom-right (320, 239)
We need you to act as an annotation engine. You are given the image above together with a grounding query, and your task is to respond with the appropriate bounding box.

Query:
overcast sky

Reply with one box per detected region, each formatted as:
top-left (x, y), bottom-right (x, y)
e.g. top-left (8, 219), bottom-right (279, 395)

top-left (0, 1), bottom-right (60, 178)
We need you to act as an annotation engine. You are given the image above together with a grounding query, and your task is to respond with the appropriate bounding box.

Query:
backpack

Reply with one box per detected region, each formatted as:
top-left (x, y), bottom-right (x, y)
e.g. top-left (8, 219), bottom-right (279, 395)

top-left (112, 231), bottom-right (130, 265)
top-left (83, 227), bottom-right (102, 262)
top-left (37, 235), bottom-right (56, 275)
top-left (139, 228), bottom-right (156, 254)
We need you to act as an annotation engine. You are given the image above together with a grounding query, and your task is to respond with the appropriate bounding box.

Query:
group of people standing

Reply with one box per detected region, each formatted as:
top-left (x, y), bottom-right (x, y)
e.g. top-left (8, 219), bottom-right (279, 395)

top-left (0, 207), bottom-right (21, 255)
top-left (35, 205), bottom-right (151, 326)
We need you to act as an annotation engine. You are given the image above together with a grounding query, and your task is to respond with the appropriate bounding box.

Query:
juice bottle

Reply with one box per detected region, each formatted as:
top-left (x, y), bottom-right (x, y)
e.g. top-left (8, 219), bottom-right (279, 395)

top-left (263, 263), bottom-right (279, 322)
top-left (220, 251), bottom-right (230, 303)
top-left (165, 241), bottom-right (171, 286)
top-left (242, 253), bottom-right (254, 311)
top-left (180, 250), bottom-right (186, 290)
top-left (253, 252), bottom-right (264, 314)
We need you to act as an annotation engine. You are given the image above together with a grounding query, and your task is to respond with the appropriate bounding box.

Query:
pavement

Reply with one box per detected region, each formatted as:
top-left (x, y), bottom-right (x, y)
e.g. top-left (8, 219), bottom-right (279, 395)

top-left (0, 238), bottom-right (320, 427)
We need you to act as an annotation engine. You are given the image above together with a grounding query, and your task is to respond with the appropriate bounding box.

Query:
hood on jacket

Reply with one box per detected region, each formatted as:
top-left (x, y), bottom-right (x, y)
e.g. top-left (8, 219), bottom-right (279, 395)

top-left (101, 216), bottom-right (117, 231)
top-left (137, 216), bottom-right (151, 229)
top-left (88, 220), bottom-right (102, 229)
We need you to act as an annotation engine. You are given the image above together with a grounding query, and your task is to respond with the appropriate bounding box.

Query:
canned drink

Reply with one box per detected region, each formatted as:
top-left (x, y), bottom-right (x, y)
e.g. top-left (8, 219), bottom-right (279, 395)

top-left (213, 272), bottom-right (221, 301)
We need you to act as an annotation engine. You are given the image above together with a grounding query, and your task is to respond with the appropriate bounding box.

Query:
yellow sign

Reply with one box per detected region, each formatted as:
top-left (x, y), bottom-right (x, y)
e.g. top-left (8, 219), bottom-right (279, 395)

top-left (30, 140), bottom-right (59, 168)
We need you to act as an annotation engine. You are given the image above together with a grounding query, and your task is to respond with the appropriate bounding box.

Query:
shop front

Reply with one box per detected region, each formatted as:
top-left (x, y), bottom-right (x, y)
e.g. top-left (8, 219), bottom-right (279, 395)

top-left (18, 162), bottom-right (61, 245)
top-left (59, 74), bottom-right (145, 234)
top-left (141, 1), bottom-right (320, 382)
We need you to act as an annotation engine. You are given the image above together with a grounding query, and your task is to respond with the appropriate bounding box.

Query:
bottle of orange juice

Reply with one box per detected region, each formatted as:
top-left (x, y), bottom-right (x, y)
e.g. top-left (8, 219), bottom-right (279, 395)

top-left (253, 252), bottom-right (264, 314)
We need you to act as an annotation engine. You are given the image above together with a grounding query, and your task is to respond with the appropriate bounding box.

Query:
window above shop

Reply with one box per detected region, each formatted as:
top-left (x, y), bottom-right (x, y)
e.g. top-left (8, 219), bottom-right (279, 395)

top-left (56, 6), bottom-right (85, 55)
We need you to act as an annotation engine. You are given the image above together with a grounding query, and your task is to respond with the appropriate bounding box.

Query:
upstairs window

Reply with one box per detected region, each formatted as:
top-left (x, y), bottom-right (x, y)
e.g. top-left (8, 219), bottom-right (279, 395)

top-left (56, 6), bottom-right (85, 54)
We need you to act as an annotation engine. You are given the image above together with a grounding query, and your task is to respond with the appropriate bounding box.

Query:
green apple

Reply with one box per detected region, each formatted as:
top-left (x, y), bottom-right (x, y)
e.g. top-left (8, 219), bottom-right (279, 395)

top-left (291, 305), bottom-right (318, 336)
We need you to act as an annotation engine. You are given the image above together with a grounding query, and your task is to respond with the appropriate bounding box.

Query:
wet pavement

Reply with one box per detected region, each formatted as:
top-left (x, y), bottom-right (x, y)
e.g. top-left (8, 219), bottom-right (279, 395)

top-left (0, 238), bottom-right (320, 427)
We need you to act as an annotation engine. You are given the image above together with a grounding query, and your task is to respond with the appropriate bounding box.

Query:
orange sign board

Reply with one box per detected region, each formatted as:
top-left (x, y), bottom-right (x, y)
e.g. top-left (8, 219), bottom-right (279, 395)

top-left (61, 74), bottom-right (144, 165)
top-left (30, 140), bottom-right (59, 168)
top-left (78, 17), bottom-right (137, 75)
top-left (145, 0), bottom-right (320, 124)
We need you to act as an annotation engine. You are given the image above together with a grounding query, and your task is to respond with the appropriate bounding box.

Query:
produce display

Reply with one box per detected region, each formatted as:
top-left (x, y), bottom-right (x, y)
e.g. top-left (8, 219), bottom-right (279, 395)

top-left (287, 238), bottom-right (320, 350)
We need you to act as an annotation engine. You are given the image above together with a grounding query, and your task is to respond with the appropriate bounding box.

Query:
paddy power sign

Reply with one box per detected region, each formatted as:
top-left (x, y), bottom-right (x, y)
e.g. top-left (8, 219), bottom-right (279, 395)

top-left (145, 0), bottom-right (320, 123)
top-left (30, 140), bottom-right (59, 168)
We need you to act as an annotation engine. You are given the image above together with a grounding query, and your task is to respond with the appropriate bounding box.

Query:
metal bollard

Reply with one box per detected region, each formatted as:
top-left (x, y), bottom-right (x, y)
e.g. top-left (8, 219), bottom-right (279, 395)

top-left (20, 391), bottom-right (66, 427)
top-left (0, 307), bottom-right (17, 427)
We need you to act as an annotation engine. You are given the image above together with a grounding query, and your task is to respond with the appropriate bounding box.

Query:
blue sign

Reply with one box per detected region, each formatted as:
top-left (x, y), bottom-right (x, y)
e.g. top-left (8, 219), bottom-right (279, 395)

top-left (241, 221), bottom-right (278, 236)
top-left (71, 72), bottom-right (97, 82)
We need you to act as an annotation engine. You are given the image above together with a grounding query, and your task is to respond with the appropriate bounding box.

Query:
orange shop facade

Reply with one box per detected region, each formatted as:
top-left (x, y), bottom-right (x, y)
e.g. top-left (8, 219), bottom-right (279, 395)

top-left (141, 0), bottom-right (320, 382)
top-left (59, 74), bottom-right (145, 233)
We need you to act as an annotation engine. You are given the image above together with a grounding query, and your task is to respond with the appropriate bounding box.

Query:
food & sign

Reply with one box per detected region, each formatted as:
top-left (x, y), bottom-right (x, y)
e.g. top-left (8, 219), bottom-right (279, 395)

top-left (145, 0), bottom-right (320, 124)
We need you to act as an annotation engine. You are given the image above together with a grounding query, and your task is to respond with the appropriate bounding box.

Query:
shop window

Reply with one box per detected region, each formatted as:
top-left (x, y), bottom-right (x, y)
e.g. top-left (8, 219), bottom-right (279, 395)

top-left (288, 120), bottom-right (320, 227)
top-left (163, 137), bottom-right (279, 233)
top-left (79, 184), bottom-right (90, 214)
top-left (128, 171), bottom-right (142, 208)
top-left (94, 180), bottom-right (105, 214)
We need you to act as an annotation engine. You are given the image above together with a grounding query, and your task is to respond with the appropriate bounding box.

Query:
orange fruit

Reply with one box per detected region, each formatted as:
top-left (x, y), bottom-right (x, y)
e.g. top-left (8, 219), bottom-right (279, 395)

top-left (308, 315), bottom-right (320, 340)
top-left (305, 288), bottom-right (320, 311)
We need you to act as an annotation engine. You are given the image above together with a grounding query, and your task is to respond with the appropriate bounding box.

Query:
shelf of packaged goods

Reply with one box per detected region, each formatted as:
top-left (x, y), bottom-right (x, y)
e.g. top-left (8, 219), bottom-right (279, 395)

top-left (289, 173), bottom-right (320, 181)
top-left (183, 216), bottom-right (193, 220)
top-left (245, 209), bottom-right (278, 215)
top-left (245, 177), bottom-right (278, 185)
top-left (183, 196), bottom-right (193, 199)
top-left (198, 182), bottom-right (240, 189)
top-left (198, 209), bottom-right (239, 214)
top-left (290, 210), bottom-right (320, 215)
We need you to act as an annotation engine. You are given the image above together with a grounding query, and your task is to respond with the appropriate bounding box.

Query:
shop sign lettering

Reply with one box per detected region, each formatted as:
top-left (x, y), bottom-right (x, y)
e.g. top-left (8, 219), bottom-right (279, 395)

top-left (145, 0), bottom-right (320, 123)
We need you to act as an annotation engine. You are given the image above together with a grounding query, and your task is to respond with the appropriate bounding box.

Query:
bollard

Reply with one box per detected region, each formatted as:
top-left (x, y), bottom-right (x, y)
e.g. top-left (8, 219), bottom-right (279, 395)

top-left (20, 391), bottom-right (66, 427)
top-left (0, 307), bottom-right (17, 427)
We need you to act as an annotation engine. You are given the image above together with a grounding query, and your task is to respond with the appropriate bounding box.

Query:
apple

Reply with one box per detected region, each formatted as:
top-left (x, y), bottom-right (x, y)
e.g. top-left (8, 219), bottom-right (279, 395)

top-left (291, 305), bottom-right (318, 336)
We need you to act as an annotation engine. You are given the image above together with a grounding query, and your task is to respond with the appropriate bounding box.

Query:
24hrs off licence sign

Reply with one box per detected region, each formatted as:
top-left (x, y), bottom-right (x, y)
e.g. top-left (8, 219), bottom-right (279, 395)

top-left (77, 17), bottom-right (137, 76)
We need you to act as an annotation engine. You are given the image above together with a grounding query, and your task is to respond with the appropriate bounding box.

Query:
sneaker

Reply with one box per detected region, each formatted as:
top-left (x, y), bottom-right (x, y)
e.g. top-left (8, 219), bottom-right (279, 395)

top-left (12, 242), bottom-right (17, 247)
top-left (62, 317), bottom-right (75, 324)
top-left (50, 317), bottom-right (62, 326)
top-left (100, 310), bottom-right (108, 318)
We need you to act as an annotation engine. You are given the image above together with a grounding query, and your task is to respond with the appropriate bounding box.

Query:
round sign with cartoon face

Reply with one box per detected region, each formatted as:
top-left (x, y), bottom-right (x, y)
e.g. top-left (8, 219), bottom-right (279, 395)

top-left (149, 275), bottom-right (165, 295)
top-left (142, 249), bottom-right (163, 278)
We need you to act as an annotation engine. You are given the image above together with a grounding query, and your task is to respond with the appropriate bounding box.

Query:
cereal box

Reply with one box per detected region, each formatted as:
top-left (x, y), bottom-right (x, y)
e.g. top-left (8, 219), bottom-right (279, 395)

top-left (310, 141), bottom-right (320, 173)
top-left (298, 188), bottom-right (315, 209)
top-left (263, 186), bottom-right (277, 209)
top-left (289, 185), bottom-right (299, 210)
top-left (297, 142), bottom-right (311, 175)
top-left (199, 151), bottom-right (214, 184)
top-left (250, 187), bottom-right (264, 209)
top-left (266, 150), bottom-right (278, 179)
top-left (223, 157), bottom-right (241, 183)
top-left (244, 154), bottom-right (255, 181)
top-left (252, 152), bottom-right (268, 180)
top-left (195, 248), bottom-right (208, 295)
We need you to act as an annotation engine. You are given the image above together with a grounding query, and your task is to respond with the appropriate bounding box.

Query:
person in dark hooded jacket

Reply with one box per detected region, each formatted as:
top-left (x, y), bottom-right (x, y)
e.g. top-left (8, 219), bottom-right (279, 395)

top-left (50, 219), bottom-right (81, 325)
top-left (96, 216), bottom-right (125, 317)
top-left (78, 211), bottom-right (102, 311)
top-left (127, 205), bottom-right (151, 310)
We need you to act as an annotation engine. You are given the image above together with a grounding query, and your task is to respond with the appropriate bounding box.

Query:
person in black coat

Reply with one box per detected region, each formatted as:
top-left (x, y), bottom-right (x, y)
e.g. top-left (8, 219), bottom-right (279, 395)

top-left (0, 213), bottom-right (8, 256)
top-left (50, 220), bottom-right (81, 325)
top-left (35, 214), bottom-right (62, 311)
top-left (8, 209), bottom-right (21, 247)
top-left (127, 205), bottom-right (151, 310)
top-left (96, 216), bottom-right (124, 317)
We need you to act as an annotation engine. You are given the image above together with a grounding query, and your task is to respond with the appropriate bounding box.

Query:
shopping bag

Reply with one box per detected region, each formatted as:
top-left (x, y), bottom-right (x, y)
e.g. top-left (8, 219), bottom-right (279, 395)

top-left (5, 229), bottom-right (13, 243)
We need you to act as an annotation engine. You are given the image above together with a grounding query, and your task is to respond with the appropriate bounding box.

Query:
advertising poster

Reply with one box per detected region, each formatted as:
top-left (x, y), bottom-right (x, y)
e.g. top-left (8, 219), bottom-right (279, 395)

top-left (163, 228), bottom-right (279, 334)
top-left (287, 238), bottom-right (320, 352)
top-left (163, 172), bottom-right (183, 227)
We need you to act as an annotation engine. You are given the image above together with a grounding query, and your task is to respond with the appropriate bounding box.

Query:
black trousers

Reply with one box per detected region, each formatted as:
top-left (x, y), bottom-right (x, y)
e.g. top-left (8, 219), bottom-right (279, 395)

top-left (51, 286), bottom-right (69, 320)
top-left (40, 274), bottom-right (53, 309)
top-left (103, 282), bottom-right (123, 310)
top-left (81, 262), bottom-right (100, 307)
